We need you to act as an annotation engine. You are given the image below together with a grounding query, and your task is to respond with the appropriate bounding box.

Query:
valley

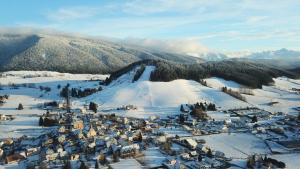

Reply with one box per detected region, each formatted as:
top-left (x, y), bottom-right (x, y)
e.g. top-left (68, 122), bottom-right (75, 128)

top-left (0, 65), bottom-right (299, 168)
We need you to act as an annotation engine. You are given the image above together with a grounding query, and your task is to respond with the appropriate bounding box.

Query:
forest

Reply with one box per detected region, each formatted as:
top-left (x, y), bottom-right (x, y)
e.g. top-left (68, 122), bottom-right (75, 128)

top-left (107, 59), bottom-right (299, 88)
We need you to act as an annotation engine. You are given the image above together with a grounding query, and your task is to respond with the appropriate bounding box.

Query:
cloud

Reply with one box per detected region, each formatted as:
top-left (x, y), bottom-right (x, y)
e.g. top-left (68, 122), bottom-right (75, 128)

top-left (6, 0), bottom-right (300, 52)
top-left (46, 6), bottom-right (100, 22)
top-left (122, 38), bottom-right (210, 55)
top-left (122, 0), bottom-right (211, 15)
top-left (245, 16), bottom-right (268, 24)
top-left (224, 50), bottom-right (253, 58)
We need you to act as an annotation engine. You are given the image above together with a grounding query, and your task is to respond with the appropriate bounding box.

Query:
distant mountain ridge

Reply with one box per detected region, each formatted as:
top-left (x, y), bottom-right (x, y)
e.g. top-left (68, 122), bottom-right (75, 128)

top-left (1, 31), bottom-right (300, 74)
top-left (245, 48), bottom-right (300, 60)
top-left (0, 33), bottom-right (203, 74)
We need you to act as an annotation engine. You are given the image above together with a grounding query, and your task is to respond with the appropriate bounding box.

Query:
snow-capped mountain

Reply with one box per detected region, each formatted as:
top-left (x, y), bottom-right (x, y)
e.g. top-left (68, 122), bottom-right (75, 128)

top-left (188, 52), bottom-right (228, 61)
top-left (245, 48), bottom-right (300, 60)
top-left (0, 32), bottom-right (203, 74)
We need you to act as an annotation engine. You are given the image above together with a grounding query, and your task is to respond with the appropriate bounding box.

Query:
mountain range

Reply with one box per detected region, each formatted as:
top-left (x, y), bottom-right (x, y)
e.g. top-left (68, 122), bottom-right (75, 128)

top-left (1, 31), bottom-right (300, 74)
top-left (0, 33), bottom-right (203, 74)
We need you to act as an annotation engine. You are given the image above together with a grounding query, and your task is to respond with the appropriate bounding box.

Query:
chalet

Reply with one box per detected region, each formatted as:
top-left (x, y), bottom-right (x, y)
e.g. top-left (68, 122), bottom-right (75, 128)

top-left (26, 147), bottom-right (39, 156)
top-left (105, 137), bottom-right (118, 148)
top-left (58, 135), bottom-right (66, 143)
top-left (122, 117), bottom-right (129, 124)
top-left (46, 153), bottom-right (59, 161)
top-left (58, 102), bottom-right (65, 109)
top-left (88, 142), bottom-right (96, 149)
top-left (3, 138), bottom-right (14, 145)
top-left (222, 125), bottom-right (228, 132)
top-left (183, 138), bottom-right (198, 149)
top-left (120, 144), bottom-right (140, 158)
top-left (200, 145), bottom-right (210, 154)
top-left (0, 114), bottom-right (7, 121)
top-left (57, 146), bottom-right (64, 154)
top-left (73, 120), bottom-right (84, 130)
top-left (58, 126), bottom-right (66, 133)
top-left (190, 151), bottom-right (197, 157)
top-left (155, 136), bottom-right (167, 144)
top-left (181, 153), bottom-right (191, 160)
top-left (144, 125), bottom-right (153, 132)
top-left (1, 115), bottom-right (14, 121)
top-left (71, 154), bottom-right (80, 160)
top-left (6, 154), bottom-right (25, 164)
top-left (87, 126), bottom-right (97, 138)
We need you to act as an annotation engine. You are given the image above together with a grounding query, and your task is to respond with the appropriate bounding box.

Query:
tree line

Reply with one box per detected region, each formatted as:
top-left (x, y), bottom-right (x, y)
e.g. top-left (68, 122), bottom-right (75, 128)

top-left (105, 59), bottom-right (299, 88)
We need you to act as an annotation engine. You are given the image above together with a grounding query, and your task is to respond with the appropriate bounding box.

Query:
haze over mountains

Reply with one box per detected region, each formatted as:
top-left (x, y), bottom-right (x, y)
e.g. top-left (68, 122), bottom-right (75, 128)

top-left (0, 31), bottom-right (300, 74)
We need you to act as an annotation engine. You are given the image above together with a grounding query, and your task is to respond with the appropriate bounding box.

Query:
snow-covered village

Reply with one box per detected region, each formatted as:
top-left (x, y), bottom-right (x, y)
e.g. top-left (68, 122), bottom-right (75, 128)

top-left (0, 68), bottom-right (299, 169)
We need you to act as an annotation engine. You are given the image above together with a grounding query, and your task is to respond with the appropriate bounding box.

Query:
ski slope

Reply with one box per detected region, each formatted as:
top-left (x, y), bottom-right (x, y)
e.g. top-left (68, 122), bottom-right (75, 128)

top-left (80, 66), bottom-right (250, 112)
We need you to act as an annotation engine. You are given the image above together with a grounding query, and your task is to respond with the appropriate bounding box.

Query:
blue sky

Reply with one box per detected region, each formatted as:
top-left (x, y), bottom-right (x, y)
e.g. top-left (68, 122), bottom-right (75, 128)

top-left (1, 0), bottom-right (300, 53)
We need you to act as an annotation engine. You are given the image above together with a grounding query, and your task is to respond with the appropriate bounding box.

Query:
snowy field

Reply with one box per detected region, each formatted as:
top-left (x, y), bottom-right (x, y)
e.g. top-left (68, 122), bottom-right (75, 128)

top-left (110, 159), bottom-right (143, 169)
top-left (192, 133), bottom-right (270, 158)
top-left (205, 77), bottom-right (241, 91)
top-left (138, 147), bottom-right (166, 168)
top-left (0, 71), bottom-right (107, 138)
top-left (271, 153), bottom-right (300, 169)
top-left (205, 76), bottom-right (300, 115)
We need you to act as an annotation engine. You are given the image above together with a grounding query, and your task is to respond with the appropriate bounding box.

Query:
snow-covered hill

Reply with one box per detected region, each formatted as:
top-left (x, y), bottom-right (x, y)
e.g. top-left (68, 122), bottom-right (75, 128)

top-left (79, 66), bottom-right (249, 111)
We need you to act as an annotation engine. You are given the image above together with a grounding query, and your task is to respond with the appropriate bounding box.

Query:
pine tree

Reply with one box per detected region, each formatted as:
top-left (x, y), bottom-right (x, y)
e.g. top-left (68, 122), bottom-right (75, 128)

top-left (79, 161), bottom-right (88, 169)
top-left (247, 155), bottom-right (256, 169)
top-left (89, 102), bottom-right (98, 113)
top-left (39, 117), bottom-right (44, 126)
top-left (198, 154), bottom-right (202, 161)
top-left (179, 114), bottom-right (185, 124)
top-left (95, 160), bottom-right (99, 169)
top-left (251, 115), bottom-right (258, 123)
top-left (180, 105), bottom-right (185, 112)
top-left (63, 160), bottom-right (71, 169)
top-left (113, 153), bottom-right (120, 162)
top-left (17, 103), bottom-right (24, 110)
